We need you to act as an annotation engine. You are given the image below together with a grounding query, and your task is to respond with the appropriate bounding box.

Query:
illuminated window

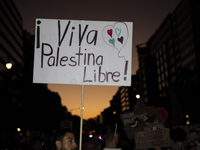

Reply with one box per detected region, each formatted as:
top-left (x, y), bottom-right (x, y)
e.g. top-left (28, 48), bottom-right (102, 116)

top-left (157, 68), bottom-right (160, 75)
top-left (162, 81), bottom-right (165, 87)
top-left (144, 90), bottom-right (147, 96)
top-left (122, 107), bottom-right (126, 112)
top-left (121, 92), bottom-right (125, 98)
top-left (122, 101), bottom-right (126, 106)
top-left (143, 83), bottom-right (147, 88)
top-left (144, 97), bottom-right (148, 103)
top-left (159, 84), bottom-right (162, 90)
top-left (121, 97), bottom-right (125, 103)
top-left (126, 101), bottom-right (129, 105)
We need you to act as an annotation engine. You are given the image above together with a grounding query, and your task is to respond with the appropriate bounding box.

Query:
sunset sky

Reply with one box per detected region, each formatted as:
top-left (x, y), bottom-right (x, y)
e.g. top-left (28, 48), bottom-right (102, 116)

top-left (14, 0), bottom-right (180, 119)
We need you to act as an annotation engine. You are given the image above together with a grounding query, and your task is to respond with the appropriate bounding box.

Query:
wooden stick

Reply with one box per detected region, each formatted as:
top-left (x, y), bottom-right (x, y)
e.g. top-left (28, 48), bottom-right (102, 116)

top-left (79, 85), bottom-right (84, 150)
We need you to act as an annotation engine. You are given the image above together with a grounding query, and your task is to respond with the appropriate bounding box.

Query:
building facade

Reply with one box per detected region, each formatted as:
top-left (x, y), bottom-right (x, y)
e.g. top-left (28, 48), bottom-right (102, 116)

top-left (0, 0), bottom-right (23, 72)
top-left (137, 0), bottom-right (200, 125)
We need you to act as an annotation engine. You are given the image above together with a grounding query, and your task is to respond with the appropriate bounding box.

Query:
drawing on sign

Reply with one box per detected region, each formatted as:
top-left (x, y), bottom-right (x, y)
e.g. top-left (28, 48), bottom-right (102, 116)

top-left (102, 22), bottom-right (129, 81)
top-left (129, 114), bottom-right (156, 128)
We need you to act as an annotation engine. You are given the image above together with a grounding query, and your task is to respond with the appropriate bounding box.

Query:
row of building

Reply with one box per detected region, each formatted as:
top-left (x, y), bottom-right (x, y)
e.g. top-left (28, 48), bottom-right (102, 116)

top-left (1, 0), bottom-right (200, 133)
top-left (99, 0), bottom-right (200, 127)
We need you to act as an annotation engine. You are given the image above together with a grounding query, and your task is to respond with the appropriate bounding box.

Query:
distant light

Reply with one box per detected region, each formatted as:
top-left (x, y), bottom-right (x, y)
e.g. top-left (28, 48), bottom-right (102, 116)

top-left (6, 62), bottom-right (12, 69)
top-left (89, 134), bottom-right (93, 138)
top-left (99, 135), bottom-right (102, 140)
top-left (113, 111), bottom-right (116, 114)
top-left (17, 128), bottom-right (21, 132)
top-left (136, 94), bottom-right (140, 99)
top-left (186, 121), bottom-right (190, 125)
top-left (186, 115), bottom-right (189, 118)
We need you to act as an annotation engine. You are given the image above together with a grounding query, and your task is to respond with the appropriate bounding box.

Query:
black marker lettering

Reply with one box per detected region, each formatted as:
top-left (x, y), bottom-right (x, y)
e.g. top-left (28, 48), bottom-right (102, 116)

top-left (94, 69), bottom-right (96, 82)
top-left (60, 56), bottom-right (68, 66)
top-left (87, 53), bottom-right (95, 65)
top-left (36, 20), bottom-right (41, 48)
top-left (76, 47), bottom-right (83, 66)
top-left (86, 30), bottom-right (98, 45)
top-left (48, 56), bottom-right (55, 67)
top-left (69, 26), bottom-right (75, 46)
top-left (69, 56), bottom-right (76, 66)
top-left (124, 61), bottom-right (128, 81)
top-left (98, 66), bottom-right (105, 82)
top-left (96, 55), bottom-right (103, 65)
top-left (41, 43), bottom-right (53, 68)
top-left (58, 20), bottom-right (71, 47)
top-left (84, 49), bottom-right (87, 65)
top-left (56, 47), bottom-right (60, 66)
top-left (79, 24), bottom-right (88, 46)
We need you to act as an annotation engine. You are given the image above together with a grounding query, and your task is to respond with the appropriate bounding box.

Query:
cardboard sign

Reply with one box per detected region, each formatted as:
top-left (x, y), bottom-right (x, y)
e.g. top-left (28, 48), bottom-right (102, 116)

top-left (120, 106), bottom-right (164, 139)
top-left (33, 19), bottom-right (133, 86)
top-left (134, 130), bottom-right (171, 149)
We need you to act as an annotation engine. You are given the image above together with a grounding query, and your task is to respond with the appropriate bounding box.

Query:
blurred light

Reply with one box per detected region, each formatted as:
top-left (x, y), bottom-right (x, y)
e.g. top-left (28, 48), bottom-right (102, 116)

top-left (136, 94), bottom-right (140, 99)
top-left (186, 121), bottom-right (190, 125)
top-left (99, 135), bottom-right (102, 140)
top-left (186, 115), bottom-right (189, 118)
top-left (20, 140), bottom-right (25, 143)
top-left (17, 128), bottom-right (21, 132)
top-left (89, 134), bottom-right (93, 138)
top-left (113, 111), bottom-right (116, 114)
top-left (6, 62), bottom-right (12, 69)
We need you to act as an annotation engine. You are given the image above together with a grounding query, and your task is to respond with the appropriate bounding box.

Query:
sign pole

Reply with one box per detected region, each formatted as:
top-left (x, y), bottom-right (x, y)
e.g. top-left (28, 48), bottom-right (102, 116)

top-left (79, 85), bottom-right (84, 150)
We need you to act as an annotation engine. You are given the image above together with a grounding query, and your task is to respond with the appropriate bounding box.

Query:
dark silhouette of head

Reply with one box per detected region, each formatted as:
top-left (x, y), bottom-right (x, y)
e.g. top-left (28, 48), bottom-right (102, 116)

top-left (54, 128), bottom-right (77, 150)
top-left (99, 122), bottom-right (118, 148)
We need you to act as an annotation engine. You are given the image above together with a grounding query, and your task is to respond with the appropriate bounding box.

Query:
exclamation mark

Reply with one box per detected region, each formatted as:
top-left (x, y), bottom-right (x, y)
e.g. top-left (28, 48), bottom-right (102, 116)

top-left (36, 20), bottom-right (41, 48)
top-left (124, 61), bottom-right (128, 81)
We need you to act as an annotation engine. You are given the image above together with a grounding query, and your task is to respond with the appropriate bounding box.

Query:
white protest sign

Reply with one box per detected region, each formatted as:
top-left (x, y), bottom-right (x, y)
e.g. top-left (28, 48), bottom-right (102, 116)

top-left (33, 19), bottom-right (133, 86)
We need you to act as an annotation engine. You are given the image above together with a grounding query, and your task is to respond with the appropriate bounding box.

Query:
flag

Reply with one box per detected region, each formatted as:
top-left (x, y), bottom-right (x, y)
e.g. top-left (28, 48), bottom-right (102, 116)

top-left (167, 78), bottom-right (184, 125)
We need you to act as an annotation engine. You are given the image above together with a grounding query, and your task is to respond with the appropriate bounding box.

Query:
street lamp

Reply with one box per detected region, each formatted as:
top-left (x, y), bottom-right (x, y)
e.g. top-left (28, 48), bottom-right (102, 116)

top-left (17, 128), bottom-right (21, 132)
top-left (0, 57), bottom-right (12, 69)
top-left (136, 94), bottom-right (140, 99)
top-left (6, 62), bottom-right (12, 69)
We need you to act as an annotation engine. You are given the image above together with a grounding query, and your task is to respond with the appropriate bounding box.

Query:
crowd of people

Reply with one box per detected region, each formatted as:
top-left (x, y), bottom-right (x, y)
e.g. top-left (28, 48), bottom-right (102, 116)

top-left (51, 122), bottom-right (200, 150)
top-left (4, 122), bottom-right (200, 150)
